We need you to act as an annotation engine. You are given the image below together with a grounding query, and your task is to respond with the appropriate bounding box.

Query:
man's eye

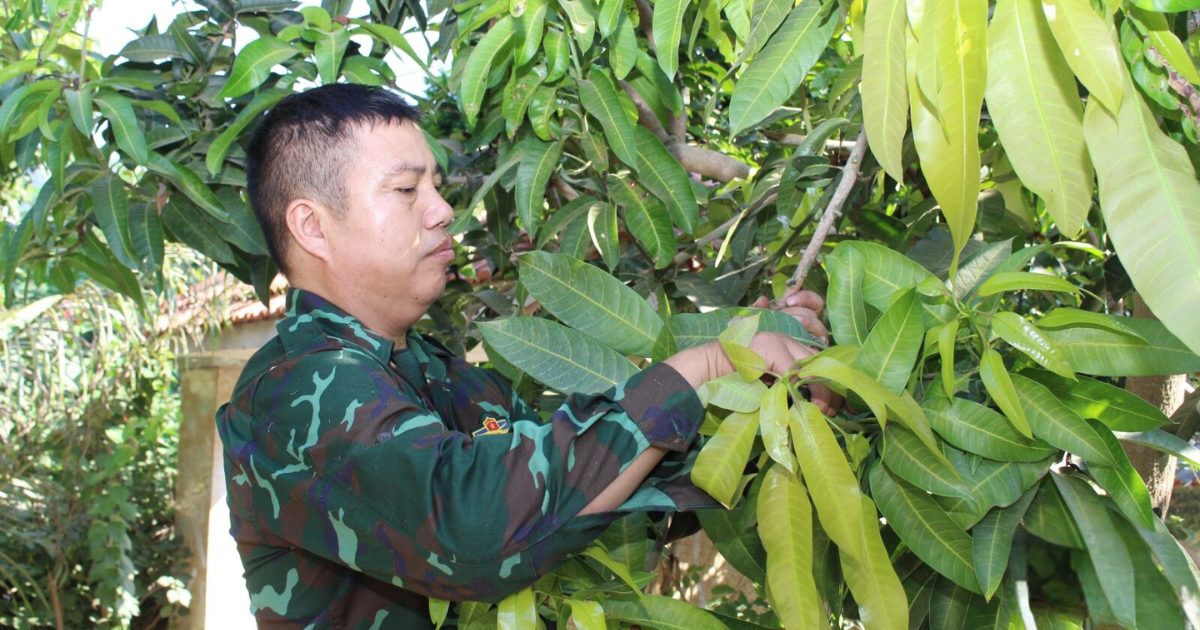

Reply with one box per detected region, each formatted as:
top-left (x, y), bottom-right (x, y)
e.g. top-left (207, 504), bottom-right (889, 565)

top-left (397, 187), bottom-right (417, 194)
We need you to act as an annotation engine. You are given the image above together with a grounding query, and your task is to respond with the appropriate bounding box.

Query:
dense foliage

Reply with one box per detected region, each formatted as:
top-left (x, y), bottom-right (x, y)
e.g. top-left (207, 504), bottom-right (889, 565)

top-left (3, 0), bottom-right (1200, 627)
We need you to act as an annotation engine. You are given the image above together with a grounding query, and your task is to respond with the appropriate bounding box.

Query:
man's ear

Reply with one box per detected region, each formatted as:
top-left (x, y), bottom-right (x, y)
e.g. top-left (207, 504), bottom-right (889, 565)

top-left (285, 199), bottom-right (334, 263)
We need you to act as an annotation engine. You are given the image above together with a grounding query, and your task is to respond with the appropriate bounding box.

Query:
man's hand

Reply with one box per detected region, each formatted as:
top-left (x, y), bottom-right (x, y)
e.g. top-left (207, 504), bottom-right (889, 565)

top-left (752, 285), bottom-right (829, 345)
top-left (663, 333), bottom-right (840, 416)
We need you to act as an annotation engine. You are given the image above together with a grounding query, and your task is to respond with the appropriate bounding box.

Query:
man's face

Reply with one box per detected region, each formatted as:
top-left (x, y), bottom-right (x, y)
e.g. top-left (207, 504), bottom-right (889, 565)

top-left (324, 121), bottom-right (455, 317)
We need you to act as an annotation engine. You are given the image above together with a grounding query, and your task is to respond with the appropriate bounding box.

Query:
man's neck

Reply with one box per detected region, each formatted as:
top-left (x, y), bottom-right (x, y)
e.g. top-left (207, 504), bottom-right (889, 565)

top-left (289, 274), bottom-right (417, 348)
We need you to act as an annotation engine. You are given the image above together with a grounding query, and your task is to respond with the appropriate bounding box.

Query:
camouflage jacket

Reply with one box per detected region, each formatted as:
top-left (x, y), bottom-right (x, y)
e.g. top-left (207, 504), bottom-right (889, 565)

top-left (215, 289), bottom-right (710, 629)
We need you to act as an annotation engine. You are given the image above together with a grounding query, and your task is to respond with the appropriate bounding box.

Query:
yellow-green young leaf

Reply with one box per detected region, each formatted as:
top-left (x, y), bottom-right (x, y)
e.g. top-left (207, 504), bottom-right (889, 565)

top-left (460, 18), bottom-right (516, 127)
top-left (979, 348), bottom-right (1032, 438)
top-left (985, 0), bottom-right (1093, 238)
top-left (94, 92), bottom-right (148, 165)
top-left (693, 411), bottom-right (759, 507)
top-left (883, 426), bottom-right (971, 499)
top-left (90, 175), bottom-right (138, 270)
top-left (849, 493), bottom-right (911, 630)
top-left (497, 587), bottom-right (536, 630)
top-left (602, 595), bottom-right (733, 630)
top-left (720, 313), bottom-right (766, 380)
top-left (207, 88), bottom-right (292, 176)
top-left (855, 288), bottom-right (923, 395)
top-left (519, 251), bottom-right (663, 356)
top-left (991, 311), bottom-right (1074, 379)
top-left (927, 0), bottom-right (987, 273)
top-left (862, 0), bottom-right (908, 181)
top-left (937, 319), bottom-right (959, 398)
top-left (728, 1), bottom-right (835, 135)
top-left (430, 598), bottom-right (450, 630)
top-left (609, 175), bottom-right (675, 269)
top-left (1088, 420), bottom-right (1156, 530)
top-left (514, 140), bottom-right (560, 239)
top-left (567, 599), bottom-right (605, 630)
top-left (757, 466), bottom-right (821, 630)
top-left (477, 316), bottom-right (639, 394)
top-left (922, 393), bottom-right (1056, 462)
top-left (972, 490), bottom-right (1037, 600)
top-left (1050, 473), bottom-right (1138, 629)
top-left (760, 383), bottom-right (794, 472)
top-left (699, 374), bottom-right (768, 412)
top-left (825, 244), bottom-right (870, 346)
top-left (610, 13), bottom-right (638, 79)
top-left (1010, 373), bottom-right (1118, 466)
top-left (218, 37), bottom-right (302, 99)
top-left (652, 0), bottom-right (689, 77)
top-left (1018, 368), bottom-right (1167, 432)
top-left (1084, 89), bottom-right (1200, 359)
top-left (631, 127), bottom-right (699, 232)
top-left (870, 463), bottom-right (982, 593)
top-left (1040, 0), bottom-right (1124, 111)
top-left (1131, 8), bottom-right (1200, 85)
top-left (315, 25), bottom-right (351, 84)
top-left (578, 70), bottom-right (639, 170)
top-left (975, 271), bottom-right (1080, 297)
top-left (581, 544), bottom-right (647, 602)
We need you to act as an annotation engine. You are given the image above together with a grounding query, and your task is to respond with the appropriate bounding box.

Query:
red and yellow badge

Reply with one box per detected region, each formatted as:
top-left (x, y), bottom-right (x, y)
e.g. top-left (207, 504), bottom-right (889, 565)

top-left (471, 415), bottom-right (510, 437)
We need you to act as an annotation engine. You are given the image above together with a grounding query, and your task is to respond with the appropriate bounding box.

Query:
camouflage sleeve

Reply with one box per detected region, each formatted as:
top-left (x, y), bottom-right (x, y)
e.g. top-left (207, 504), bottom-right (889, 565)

top-left (223, 348), bottom-right (703, 602)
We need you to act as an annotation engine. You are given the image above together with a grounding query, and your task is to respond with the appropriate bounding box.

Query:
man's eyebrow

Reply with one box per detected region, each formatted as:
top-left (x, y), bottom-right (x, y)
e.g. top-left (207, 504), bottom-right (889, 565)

top-left (383, 163), bottom-right (427, 177)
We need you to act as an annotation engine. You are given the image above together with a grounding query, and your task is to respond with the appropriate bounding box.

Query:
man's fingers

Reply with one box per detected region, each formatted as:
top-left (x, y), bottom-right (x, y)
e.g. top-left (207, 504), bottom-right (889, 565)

top-left (778, 307), bottom-right (829, 344)
top-left (784, 289), bottom-right (825, 314)
top-left (751, 295), bottom-right (770, 309)
top-left (808, 383), bottom-right (837, 416)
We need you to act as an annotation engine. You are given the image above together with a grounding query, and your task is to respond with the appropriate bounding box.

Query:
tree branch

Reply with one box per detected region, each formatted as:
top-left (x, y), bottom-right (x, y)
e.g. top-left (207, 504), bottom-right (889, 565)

top-left (634, 0), bottom-right (657, 52)
top-left (672, 192), bottom-right (777, 266)
top-left (621, 80), bottom-right (750, 182)
top-left (620, 80), bottom-right (670, 141)
top-left (771, 129), bottom-right (869, 309)
top-left (669, 86), bottom-right (688, 139)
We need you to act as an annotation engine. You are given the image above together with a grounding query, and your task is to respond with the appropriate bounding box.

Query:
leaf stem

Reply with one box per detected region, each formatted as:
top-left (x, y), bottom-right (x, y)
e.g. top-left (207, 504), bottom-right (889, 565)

top-left (771, 128), bottom-right (869, 309)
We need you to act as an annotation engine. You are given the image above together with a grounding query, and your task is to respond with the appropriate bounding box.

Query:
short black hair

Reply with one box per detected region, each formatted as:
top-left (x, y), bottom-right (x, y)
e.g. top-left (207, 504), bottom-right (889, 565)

top-left (245, 83), bottom-right (423, 274)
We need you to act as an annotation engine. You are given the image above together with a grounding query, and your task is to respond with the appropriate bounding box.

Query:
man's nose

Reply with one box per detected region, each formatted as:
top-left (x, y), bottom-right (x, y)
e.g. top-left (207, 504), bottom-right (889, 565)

top-left (426, 190), bottom-right (455, 229)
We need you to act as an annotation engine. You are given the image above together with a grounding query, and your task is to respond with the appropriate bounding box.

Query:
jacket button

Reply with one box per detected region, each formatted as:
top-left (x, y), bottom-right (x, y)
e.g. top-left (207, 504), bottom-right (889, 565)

top-left (376, 432), bottom-right (392, 443)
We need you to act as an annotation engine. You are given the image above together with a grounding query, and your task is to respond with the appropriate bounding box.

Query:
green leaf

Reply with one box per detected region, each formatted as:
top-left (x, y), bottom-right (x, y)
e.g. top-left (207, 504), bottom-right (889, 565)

top-left (935, 447), bottom-right (1049, 529)
top-left (598, 0), bottom-right (623, 38)
top-left (161, 197), bottom-right (237, 265)
top-left (207, 88), bottom-right (292, 176)
top-left (667, 308), bottom-right (819, 349)
top-left (64, 88), bottom-right (94, 136)
top-left (146, 153), bottom-right (230, 222)
top-left (631, 127), bottom-right (699, 233)
top-left (603, 595), bottom-right (733, 630)
top-left (738, 0), bottom-right (791, 66)
top-left (587, 203), bottom-right (621, 270)
top-left (921, 394), bottom-right (1057, 462)
top-left (757, 466), bottom-right (821, 630)
top-left (513, 0), bottom-right (547, 65)
top-left (928, 578), bottom-right (975, 630)
top-left (937, 319), bottom-right (959, 398)
top-left (985, 0), bottom-right (1093, 238)
top-left (972, 490), bottom-right (1035, 600)
top-left (698, 508), bottom-right (767, 583)
top-left (1050, 473), bottom-right (1138, 629)
top-left (1087, 420), bottom-right (1157, 530)
top-left (883, 426), bottom-right (971, 499)
top-left (315, 26), bottom-right (351, 84)
top-left (979, 348), bottom-right (1032, 438)
top-left (1072, 552), bottom-right (1121, 628)
top-left (760, 383), bottom-right (794, 473)
top-left (991, 311), bottom-right (1074, 379)
top-left (1133, 517), bottom-right (1200, 630)
top-left (855, 288), bottom-right (923, 394)
top-left (693, 410), bottom-right (759, 507)
top-left (1129, 0), bottom-right (1200, 15)
top-left (1010, 374), bottom-right (1117, 466)
top-left (919, 0), bottom-right (987, 273)
top-left (578, 70), bottom-right (639, 170)
top-left (559, 0), bottom-right (596, 50)
top-left (515, 140), bottom-right (561, 239)
top-left (652, 0), bottom-right (689, 78)
top-left (544, 28), bottom-right (570, 82)
top-left (351, 21), bottom-right (431, 72)
top-left (728, 1), bottom-right (834, 135)
top-left (129, 203), bottom-right (165, 280)
top-left (460, 18), bottom-right (516, 127)
top-left (825, 243), bottom-right (870, 346)
top-left (1023, 478), bottom-right (1085, 548)
top-left (519, 251), bottom-right (663, 356)
top-left (213, 188), bottom-right (268, 256)
top-left (118, 33), bottom-right (183, 62)
top-left (610, 13), bottom-right (638, 79)
top-left (67, 236), bottom-right (146, 312)
top-left (567, 599), bottom-right (605, 630)
top-left (1041, 315), bottom-right (1200, 376)
top-left (497, 587), bottom-right (536, 630)
top-left (791, 403), bottom-right (909, 630)
top-left (861, 0), bottom-right (908, 180)
top-left (0, 80), bottom-right (57, 143)
top-left (502, 66), bottom-right (545, 138)
top-left (1018, 368), bottom-right (1168, 432)
top-left (837, 241), bottom-right (941, 310)
top-left (699, 374), bottom-right (768, 412)
top-left (94, 92), bottom-right (148, 165)
top-left (1113, 428), bottom-right (1200, 469)
top-left (975, 271), bottom-right (1080, 297)
top-left (477, 316), bottom-right (639, 394)
top-left (1040, 0), bottom-right (1124, 112)
top-left (581, 544), bottom-right (647, 603)
top-left (90, 175), bottom-right (138, 270)
top-left (611, 175), bottom-right (675, 269)
top-left (1036, 307), bottom-right (1146, 341)
top-left (218, 37), bottom-right (302, 99)
top-left (1084, 84), bottom-right (1200, 358)
top-left (870, 464), bottom-right (981, 593)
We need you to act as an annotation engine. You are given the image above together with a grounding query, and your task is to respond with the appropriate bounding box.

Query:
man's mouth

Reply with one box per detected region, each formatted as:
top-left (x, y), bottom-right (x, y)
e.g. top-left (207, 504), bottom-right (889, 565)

top-left (428, 237), bottom-right (455, 261)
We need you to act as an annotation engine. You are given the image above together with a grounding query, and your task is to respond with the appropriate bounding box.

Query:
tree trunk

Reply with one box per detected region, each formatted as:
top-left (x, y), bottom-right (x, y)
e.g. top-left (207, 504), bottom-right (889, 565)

top-left (1123, 294), bottom-right (1187, 516)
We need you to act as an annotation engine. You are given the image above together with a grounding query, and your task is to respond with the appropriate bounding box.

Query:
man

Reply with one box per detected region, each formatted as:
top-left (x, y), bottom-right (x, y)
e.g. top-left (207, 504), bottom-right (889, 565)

top-left (216, 83), bottom-right (832, 629)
